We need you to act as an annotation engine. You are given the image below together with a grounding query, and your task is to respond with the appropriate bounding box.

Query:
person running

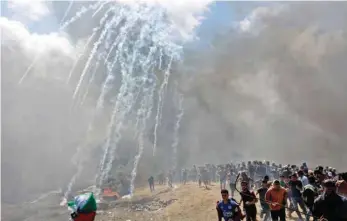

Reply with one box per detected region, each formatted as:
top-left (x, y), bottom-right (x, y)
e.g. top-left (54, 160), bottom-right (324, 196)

top-left (216, 189), bottom-right (244, 221)
top-left (256, 180), bottom-right (271, 220)
top-left (182, 169), bottom-right (188, 185)
top-left (312, 179), bottom-right (347, 221)
top-left (239, 181), bottom-right (257, 221)
top-left (302, 176), bottom-right (318, 221)
top-left (263, 175), bottom-right (271, 188)
top-left (248, 161), bottom-right (256, 182)
top-left (279, 175), bottom-right (287, 188)
top-left (201, 167), bottom-right (209, 189)
top-left (265, 180), bottom-right (287, 221)
top-left (148, 176), bottom-right (155, 192)
top-left (228, 171), bottom-right (237, 198)
top-left (298, 170), bottom-right (309, 186)
top-left (239, 171), bottom-right (252, 189)
top-left (288, 173), bottom-right (307, 221)
top-left (219, 167), bottom-right (227, 190)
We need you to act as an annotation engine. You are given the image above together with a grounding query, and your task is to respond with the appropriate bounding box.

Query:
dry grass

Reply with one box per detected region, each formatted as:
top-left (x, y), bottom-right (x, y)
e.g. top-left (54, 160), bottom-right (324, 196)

top-left (96, 182), bottom-right (304, 221)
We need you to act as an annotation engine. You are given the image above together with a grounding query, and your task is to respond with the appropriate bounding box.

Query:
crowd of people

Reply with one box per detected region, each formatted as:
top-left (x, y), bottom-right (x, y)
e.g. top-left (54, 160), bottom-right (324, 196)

top-left (150, 161), bottom-right (347, 221)
top-left (214, 161), bottom-right (347, 221)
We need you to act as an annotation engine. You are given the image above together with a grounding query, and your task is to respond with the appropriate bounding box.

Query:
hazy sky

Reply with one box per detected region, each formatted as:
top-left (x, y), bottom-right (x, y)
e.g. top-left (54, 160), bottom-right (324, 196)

top-left (1, 1), bottom-right (266, 44)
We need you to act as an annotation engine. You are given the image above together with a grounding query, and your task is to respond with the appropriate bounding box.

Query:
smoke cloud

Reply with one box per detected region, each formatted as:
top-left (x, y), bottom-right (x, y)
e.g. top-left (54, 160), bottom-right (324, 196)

top-left (181, 2), bottom-right (347, 170)
top-left (1, 15), bottom-right (87, 204)
top-left (1, 0), bottom-right (347, 209)
top-left (1, 0), bottom-right (211, 205)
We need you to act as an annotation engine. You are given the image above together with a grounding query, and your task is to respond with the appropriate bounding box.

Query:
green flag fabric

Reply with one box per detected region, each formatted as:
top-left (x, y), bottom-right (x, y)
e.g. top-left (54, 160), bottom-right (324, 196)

top-left (67, 192), bottom-right (97, 213)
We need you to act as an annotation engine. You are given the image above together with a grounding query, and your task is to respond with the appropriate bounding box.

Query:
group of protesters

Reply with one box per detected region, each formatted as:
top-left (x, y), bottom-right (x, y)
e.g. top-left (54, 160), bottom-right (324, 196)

top-left (148, 161), bottom-right (347, 220)
top-left (215, 161), bottom-right (347, 221)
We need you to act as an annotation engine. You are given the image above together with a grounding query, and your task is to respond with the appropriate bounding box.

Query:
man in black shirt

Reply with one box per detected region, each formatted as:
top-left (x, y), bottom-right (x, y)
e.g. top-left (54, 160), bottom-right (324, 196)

top-left (256, 180), bottom-right (271, 220)
top-left (312, 179), bottom-right (347, 221)
top-left (148, 176), bottom-right (154, 192)
top-left (302, 176), bottom-right (318, 221)
top-left (240, 181), bottom-right (257, 221)
top-left (288, 173), bottom-right (307, 220)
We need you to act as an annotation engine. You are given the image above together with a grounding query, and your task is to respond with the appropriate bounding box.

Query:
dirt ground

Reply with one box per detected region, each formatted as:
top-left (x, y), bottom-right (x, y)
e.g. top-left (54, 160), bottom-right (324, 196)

top-left (96, 182), bottom-right (302, 221)
top-left (2, 182), bottom-right (303, 221)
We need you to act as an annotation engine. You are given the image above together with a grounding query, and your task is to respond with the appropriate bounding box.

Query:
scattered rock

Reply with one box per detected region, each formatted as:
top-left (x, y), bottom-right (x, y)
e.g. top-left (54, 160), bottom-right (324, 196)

top-left (125, 198), bottom-right (178, 212)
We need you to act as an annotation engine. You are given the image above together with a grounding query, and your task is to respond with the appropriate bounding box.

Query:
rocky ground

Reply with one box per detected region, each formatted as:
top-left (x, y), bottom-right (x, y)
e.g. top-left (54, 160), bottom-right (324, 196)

top-left (3, 183), bottom-right (303, 221)
top-left (96, 183), bottom-right (302, 221)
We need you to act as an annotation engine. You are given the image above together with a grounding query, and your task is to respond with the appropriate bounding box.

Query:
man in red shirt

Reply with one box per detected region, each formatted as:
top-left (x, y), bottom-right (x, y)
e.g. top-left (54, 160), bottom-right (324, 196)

top-left (337, 172), bottom-right (347, 197)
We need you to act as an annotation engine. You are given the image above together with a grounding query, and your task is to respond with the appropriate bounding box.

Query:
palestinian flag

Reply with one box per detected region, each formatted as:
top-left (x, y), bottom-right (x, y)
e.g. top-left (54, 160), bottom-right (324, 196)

top-left (68, 192), bottom-right (97, 221)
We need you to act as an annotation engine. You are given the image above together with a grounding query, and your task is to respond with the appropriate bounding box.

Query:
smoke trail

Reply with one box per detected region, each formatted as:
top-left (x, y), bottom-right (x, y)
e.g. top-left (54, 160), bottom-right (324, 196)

top-left (72, 7), bottom-right (120, 100)
top-left (61, 163), bottom-right (81, 203)
top-left (66, 32), bottom-right (97, 84)
top-left (28, 189), bottom-right (62, 204)
top-left (80, 53), bottom-right (102, 105)
top-left (94, 6), bottom-right (148, 190)
top-left (129, 43), bottom-right (160, 194)
top-left (94, 3), bottom-right (185, 195)
top-left (62, 7), bottom-right (122, 200)
top-left (59, 0), bottom-right (74, 26)
top-left (2, 0), bottom-right (212, 209)
top-left (152, 56), bottom-right (174, 156)
top-left (94, 6), bottom-right (140, 111)
top-left (80, 24), bottom-right (116, 106)
top-left (95, 5), bottom-right (154, 194)
top-left (92, 1), bottom-right (111, 18)
top-left (130, 74), bottom-right (156, 195)
top-left (98, 6), bottom-right (159, 186)
top-left (18, 55), bottom-right (39, 84)
top-left (60, 1), bottom-right (103, 30)
top-left (18, 1), bottom-right (101, 85)
top-left (171, 89), bottom-right (184, 171)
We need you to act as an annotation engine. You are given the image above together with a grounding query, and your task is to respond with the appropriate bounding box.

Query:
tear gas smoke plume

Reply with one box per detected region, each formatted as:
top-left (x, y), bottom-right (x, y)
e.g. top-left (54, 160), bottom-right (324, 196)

top-left (1, 1), bottom-right (347, 209)
top-left (1, 0), bottom-right (211, 205)
top-left (182, 2), bottom-right (347, 169)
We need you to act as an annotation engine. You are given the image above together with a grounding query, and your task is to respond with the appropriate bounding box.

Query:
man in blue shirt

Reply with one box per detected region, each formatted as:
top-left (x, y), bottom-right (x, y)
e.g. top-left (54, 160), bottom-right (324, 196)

top-left (288, 173), bottom-right (307, 221)
top-left (216, 189), bottom-right (244, 221)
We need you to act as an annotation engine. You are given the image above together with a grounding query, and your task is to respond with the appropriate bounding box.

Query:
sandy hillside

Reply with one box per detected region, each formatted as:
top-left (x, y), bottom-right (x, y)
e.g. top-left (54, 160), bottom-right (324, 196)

top-left (96, 183), bottom-right (301, 221)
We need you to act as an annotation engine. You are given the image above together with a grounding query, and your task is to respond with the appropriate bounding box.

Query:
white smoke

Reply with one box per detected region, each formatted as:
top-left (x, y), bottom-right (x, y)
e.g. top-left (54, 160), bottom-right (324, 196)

top-left (1, 0), bottom-right (213, 205)
top-left (117, 0), bottom-right (213, 37)
top-left (1, 17), bottom-right (75, 81)
top-left (7, 0), bottom-right (51, 22)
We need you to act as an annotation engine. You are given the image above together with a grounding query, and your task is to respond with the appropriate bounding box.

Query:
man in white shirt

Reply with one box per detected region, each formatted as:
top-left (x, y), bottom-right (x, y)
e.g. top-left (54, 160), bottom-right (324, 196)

top-left (298, 170), bottom-right (309, 186)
